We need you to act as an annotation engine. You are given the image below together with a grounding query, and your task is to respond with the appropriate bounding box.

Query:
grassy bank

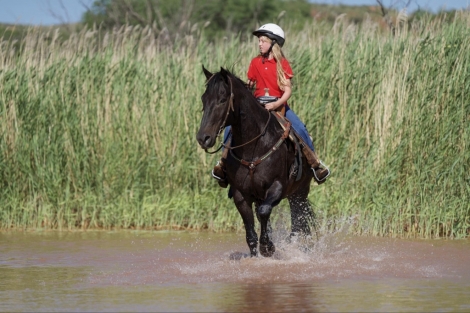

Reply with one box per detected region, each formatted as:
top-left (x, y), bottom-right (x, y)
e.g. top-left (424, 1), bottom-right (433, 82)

top-left (1, 14), bottom-right (469, 238)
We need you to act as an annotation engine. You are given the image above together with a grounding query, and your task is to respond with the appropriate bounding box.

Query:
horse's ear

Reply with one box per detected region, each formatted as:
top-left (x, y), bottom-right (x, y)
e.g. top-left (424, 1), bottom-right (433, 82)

top-left (220, 67), bottom-right (229, 76)
top-left (202, 65), bottom-right (212, 80)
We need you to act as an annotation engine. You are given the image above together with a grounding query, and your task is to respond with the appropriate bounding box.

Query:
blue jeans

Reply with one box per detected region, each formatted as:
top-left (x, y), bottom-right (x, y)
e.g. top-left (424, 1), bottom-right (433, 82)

top-left (223, 106), bottom-right (315, 151)
top-left (285, 106), bottom-right (315, 151)
top-left (223, 127), bottom-right (231, 147)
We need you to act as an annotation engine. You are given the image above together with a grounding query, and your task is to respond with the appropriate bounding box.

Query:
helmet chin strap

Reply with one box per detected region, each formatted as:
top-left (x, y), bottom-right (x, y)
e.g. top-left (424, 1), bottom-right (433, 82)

top-left (261, 40), bottom-right (277, 64)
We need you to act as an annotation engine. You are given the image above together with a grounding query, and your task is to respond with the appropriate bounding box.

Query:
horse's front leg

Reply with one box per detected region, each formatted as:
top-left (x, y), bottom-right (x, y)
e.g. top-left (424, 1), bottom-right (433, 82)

top-left (257, 181), bottom-right (283, 257)
top-left (232, 189), bottom-right (258, 257)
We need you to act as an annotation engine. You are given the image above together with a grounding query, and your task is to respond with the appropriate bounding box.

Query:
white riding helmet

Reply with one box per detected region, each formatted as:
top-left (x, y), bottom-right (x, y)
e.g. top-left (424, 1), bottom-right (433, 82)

top-left (252, 23), bottom-right (285, 47)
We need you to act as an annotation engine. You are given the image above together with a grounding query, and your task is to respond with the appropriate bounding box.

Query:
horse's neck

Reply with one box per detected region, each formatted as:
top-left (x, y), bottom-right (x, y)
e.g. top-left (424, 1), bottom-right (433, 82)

top-left (230, 95), bottom-right (277, 153)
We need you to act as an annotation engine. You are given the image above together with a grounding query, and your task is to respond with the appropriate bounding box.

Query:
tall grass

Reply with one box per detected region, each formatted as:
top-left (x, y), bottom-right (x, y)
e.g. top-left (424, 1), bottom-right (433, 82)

top-left (0, 14), bottom-right (469, 238)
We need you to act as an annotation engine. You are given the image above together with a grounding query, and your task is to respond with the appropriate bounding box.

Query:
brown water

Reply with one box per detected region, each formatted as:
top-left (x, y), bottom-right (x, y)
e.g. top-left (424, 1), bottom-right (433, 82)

top-left (1, 230), bottom-right (469, 312)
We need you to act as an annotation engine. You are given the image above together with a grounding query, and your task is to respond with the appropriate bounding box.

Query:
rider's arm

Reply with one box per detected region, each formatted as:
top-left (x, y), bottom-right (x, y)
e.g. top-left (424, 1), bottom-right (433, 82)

top-left (265, 79), bottom-right (291, 111)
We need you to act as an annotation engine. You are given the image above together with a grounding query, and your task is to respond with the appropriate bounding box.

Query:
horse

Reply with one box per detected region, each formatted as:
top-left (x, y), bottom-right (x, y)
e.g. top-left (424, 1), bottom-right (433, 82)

top-left (196, 66), bottom-right (317, 257)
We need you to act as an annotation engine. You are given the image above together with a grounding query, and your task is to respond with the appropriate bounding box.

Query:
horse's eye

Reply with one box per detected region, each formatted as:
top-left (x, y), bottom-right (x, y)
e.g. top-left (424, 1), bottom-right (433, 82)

top-left (218, 98), bottom-right (227, 105)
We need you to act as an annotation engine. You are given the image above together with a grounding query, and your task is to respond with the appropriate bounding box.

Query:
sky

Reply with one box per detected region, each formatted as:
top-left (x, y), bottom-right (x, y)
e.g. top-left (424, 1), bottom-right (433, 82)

top-left (0, 0), bottom-right (468, 26)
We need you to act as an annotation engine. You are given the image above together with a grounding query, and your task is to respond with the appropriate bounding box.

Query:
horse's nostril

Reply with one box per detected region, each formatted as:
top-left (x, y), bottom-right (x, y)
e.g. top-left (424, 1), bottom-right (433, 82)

top-left (196, 133), bottom-right (213, 148)
top-left (204, 135), bottom-right (212, 146)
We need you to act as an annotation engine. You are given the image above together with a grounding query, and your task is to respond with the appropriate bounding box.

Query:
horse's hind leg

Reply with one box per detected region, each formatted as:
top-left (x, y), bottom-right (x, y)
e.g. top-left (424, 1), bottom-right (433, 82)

top-left (288, 190), bottom-right (317, 238)
top-left (257, 182), bottom-right (283, 257)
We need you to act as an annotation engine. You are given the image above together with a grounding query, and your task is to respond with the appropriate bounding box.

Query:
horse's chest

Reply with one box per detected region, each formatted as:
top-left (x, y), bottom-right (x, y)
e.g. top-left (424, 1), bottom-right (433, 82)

top-left (226, 158), bottom-right (287, 195)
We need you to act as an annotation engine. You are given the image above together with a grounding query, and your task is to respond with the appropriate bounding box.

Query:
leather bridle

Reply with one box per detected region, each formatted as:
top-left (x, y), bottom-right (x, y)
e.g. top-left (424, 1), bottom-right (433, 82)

top-left (203, 74), bottom-right (272, 154)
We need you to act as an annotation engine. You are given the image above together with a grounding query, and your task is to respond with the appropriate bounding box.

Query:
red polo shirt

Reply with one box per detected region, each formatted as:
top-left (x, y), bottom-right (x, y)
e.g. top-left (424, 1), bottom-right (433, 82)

top-left (247, 56), bottom-right (294, 98)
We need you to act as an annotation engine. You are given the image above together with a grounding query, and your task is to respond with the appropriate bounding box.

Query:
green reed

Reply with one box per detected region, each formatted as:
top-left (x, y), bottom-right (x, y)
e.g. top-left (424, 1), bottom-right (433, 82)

top-left (0, 14), bottom-right (469, 237)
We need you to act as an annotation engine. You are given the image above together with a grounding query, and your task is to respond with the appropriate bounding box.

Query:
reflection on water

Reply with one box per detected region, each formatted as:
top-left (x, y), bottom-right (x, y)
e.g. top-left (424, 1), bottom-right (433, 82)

top-left (0, 230), bottom-right (469, 312)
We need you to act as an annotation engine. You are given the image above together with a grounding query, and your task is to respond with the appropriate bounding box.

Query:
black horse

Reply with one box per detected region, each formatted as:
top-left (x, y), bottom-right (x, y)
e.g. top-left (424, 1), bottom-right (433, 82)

top-left (196, 66), bottom-right (316, 257)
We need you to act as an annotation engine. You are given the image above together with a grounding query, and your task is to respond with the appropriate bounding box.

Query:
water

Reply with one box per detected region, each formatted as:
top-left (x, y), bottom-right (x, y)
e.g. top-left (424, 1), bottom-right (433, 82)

top-left (1, 230), bottom-right (469, 312)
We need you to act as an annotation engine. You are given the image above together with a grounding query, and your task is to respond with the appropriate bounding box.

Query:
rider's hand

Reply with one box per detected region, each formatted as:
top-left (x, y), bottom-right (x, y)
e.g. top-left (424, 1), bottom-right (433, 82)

top-left (266, 101), bottom-right (281, 111)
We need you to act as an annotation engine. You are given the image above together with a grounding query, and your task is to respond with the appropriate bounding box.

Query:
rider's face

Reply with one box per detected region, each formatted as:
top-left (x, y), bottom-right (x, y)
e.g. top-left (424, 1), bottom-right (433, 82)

top-left (258, 36), bottom-right (272, 54)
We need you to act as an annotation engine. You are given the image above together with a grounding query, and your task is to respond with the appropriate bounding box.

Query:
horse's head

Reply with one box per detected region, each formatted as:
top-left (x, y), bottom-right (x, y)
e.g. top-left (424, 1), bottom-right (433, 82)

top-left (196, 66), bottom-right (235, 150)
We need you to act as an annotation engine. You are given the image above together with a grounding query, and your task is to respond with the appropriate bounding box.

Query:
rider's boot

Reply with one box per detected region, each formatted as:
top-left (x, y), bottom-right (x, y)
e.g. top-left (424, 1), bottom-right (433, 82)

top-left (301, 145), bottom-right (330, 184)
top-left (212, 159), bottom-right (228, 188)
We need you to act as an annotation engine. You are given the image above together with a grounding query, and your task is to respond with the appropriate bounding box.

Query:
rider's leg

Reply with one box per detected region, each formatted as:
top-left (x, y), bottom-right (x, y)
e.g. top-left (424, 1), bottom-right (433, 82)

top-left (285, 108), bottom-right (330, 184)
top-left (212, 126), bottom-right (231, 188)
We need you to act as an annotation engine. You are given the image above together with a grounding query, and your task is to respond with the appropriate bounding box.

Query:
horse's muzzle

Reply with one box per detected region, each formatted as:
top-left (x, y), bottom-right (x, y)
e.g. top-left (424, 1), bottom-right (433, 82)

top-left (196, 131), bottom-right (215, 149)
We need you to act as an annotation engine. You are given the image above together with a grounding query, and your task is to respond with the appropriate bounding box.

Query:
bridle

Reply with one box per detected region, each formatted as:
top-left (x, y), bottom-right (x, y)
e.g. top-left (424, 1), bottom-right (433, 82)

top-left (203, 74), bottom-right (272, 154)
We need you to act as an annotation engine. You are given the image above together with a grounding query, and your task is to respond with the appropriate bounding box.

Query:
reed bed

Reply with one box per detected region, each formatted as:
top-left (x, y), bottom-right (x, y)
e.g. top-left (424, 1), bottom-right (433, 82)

top-left (0, 14), bottom-right (469, 238)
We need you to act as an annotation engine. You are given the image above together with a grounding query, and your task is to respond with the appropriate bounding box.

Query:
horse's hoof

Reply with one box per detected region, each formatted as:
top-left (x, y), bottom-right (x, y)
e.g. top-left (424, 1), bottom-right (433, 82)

top-left (260, 243), bottom-right (276, 257)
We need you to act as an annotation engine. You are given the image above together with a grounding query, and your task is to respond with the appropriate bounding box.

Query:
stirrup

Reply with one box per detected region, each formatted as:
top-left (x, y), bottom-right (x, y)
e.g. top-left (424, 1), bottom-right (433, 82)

top-left (211, 170), bottom-right (225, 181)
top-left (312, 160), bottom-right (331, 183)
top-left (212, 161), bottom-right (228, 188)
top-left (211, 161), bottom-right (225, 181)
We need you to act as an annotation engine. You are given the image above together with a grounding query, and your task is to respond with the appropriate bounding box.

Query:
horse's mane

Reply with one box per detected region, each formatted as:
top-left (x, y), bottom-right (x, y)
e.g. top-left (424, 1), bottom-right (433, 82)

top-left (206, 68), bottom-right (251, 95)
